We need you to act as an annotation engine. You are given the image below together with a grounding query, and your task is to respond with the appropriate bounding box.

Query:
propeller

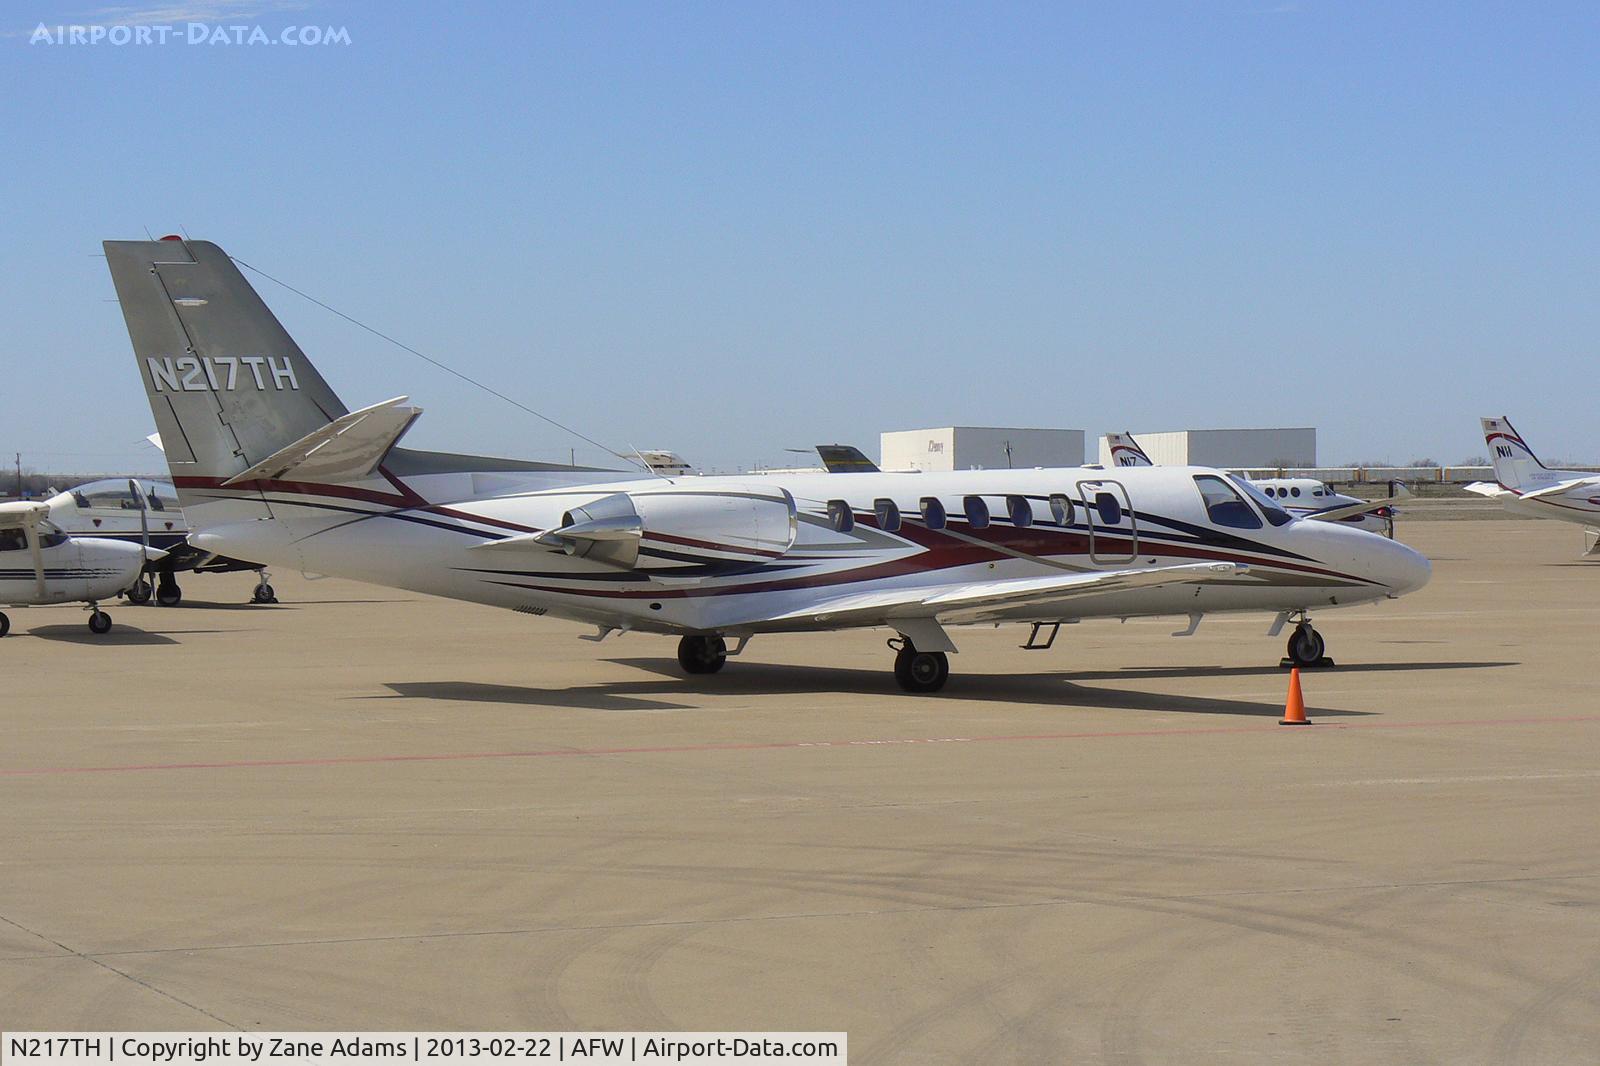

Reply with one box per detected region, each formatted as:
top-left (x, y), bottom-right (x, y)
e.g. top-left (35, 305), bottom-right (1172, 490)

top-left (130, 478), bottom-right (151, 568)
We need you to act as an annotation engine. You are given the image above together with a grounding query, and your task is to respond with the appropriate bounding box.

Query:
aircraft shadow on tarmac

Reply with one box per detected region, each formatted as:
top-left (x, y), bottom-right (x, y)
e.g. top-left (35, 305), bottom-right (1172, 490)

top-left (378, 657), bottom-right (1512, 717)
top-left (18, 624), bottom-right (183, 646)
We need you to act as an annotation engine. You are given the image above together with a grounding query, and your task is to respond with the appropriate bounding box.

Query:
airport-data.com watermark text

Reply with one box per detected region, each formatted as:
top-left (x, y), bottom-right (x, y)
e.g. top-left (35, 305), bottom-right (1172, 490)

top-left (30, 22), bottom-right (351, 46)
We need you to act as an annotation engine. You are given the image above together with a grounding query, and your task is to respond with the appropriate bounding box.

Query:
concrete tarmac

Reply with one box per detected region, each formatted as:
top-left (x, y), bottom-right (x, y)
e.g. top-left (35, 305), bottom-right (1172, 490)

top-left (2, 520), bottom-right (1597, 1063)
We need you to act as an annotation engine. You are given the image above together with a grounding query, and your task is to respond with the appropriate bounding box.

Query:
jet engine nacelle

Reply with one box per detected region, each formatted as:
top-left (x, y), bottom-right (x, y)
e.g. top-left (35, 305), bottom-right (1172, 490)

top-left (545, 485), bottom-right (797, 571)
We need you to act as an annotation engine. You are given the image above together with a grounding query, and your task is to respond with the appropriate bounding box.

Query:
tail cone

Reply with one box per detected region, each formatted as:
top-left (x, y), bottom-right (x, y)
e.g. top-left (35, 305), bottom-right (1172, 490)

top-left (1280, 667), bottom-right (1311, 725)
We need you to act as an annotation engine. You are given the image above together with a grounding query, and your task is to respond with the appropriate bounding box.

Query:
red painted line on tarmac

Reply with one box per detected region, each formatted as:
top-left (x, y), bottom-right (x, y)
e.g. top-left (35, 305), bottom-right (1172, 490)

top-left (2, 715), bottom-right (1598, 778)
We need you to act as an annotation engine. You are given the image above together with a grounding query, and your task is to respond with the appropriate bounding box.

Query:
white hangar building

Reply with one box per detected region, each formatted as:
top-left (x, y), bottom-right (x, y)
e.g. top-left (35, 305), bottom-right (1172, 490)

top-left (880, 427), bottom-right (1086, 472)
top-left (1098, 428), bottom-right (1316, 469)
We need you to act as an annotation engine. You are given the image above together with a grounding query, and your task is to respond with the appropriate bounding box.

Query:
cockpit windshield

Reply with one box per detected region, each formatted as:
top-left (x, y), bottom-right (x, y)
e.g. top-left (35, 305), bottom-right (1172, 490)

top-left (1229, 474), bottom-right (1294, 527)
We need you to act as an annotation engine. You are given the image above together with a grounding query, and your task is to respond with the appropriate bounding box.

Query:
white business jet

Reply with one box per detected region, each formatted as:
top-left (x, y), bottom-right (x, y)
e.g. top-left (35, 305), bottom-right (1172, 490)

top-left (1466, 417), bottom-right (1600, 556)
top-left (104, 238), bottom-right (1429, 691)
top-left (0, 501), bottom-right (162, 636)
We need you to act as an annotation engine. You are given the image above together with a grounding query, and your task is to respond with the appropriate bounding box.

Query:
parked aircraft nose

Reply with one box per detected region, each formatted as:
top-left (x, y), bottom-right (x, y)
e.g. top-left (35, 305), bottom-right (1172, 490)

top-left (1376, 536), bottom-right (1431, 596)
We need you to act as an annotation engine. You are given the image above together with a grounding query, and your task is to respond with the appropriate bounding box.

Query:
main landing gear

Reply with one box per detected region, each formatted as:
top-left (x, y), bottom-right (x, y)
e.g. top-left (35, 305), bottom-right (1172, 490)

top-left (889, 637), bottom-right (950, 694)
top-left (155, 570), bottom-right (182, 607)
top-left (678, 634), bottom-right (728, 674)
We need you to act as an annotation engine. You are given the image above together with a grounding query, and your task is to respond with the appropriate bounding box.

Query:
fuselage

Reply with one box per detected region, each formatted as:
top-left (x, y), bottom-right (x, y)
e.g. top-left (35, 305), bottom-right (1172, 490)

top-left (0, 525), bottom-right (149, 607)
top-left (179, 462), bottom-right (1430, 637)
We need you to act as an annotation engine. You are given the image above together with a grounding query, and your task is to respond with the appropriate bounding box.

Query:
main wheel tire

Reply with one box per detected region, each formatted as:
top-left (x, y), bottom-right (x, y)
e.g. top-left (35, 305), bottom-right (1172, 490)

top-left (0, 612), bottom-right (9, 637)
top-left (677, 635), bottom-right (728, 675)
top-left (1286, 625), bottom-right (1325, 666)
top-left (156, 582), bottom-right (182, 607)
top-left (126, 578), bottom-right (153, 604)
top-left (894, 648), bottom-right (949, 694)
top-left (88, 610), bottom-right (112, 635)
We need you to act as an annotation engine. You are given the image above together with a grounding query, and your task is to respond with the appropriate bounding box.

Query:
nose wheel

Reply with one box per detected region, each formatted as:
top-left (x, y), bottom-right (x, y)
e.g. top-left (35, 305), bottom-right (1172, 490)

top-left (1284, 622), bottom-right (1330, 667)
top-left (87, 607), bottom-right (112, 635)
top-left (678, 634), bottom-right (728, 674)
top-left (891, 639), bottom-right (950, 694)
top-left (125, 577), bottom-right (153, 604)
top-left (0, 611), bottom-right (9, 637)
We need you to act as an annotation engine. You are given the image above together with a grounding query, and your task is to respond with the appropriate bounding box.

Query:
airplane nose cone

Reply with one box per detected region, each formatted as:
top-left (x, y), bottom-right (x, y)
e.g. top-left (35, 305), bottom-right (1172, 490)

top-left (1384, 538), bottom-right (1432, 596)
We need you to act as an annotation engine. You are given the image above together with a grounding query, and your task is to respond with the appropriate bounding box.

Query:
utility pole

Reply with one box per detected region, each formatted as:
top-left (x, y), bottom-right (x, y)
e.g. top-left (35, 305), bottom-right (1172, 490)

top-left (14, 453), bottom-right (20, 499)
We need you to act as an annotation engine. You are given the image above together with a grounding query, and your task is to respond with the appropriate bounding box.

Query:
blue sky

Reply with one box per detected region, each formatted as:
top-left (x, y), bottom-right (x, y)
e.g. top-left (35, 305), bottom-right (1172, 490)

top-left (3, 1), bottom-right (1597, 475)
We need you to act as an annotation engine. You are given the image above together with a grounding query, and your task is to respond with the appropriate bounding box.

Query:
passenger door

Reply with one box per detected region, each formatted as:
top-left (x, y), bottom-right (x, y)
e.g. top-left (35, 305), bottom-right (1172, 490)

top-left (1076, 480), bottom-right (1137, 565)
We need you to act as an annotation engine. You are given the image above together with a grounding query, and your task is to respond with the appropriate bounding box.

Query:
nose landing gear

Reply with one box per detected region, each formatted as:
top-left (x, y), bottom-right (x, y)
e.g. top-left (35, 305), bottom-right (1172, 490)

top-left (87, 605), bottom-right (112, 634)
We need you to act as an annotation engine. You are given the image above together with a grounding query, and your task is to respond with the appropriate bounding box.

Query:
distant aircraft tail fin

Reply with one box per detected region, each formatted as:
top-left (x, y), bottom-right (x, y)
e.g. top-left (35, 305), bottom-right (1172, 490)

top-left (1106, 432), bottom-right (1154, 467)
top-left (1481, 416), bottom-right (1550, 491)
top-left (816, 444), bottom-right (880, 473)
top-left (105, 239), bottom-right (353, 490)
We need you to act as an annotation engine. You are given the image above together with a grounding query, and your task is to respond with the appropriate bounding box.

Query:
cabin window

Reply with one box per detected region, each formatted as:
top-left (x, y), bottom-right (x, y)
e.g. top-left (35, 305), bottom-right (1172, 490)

top-left (1193, 475), bottom-right (1262, 529)
top-left (826, 500), bottom-right (854, 533)
top-left (874, 498), bottom-right (901, 532)
top-left (1049, 493), bottom-right (1074, 525)
top-left (0, 529), bottom-right (25, 552)
top-left (1095, 491), bottom-right (1123, 526)
top-left (1006, 495), bottom-right (1033, 528)
top-left (1290, 486), bottom-right (1302, 498)
top-left (920, 497), bottom-right (947, 530)
top-left (963, 496), bottom-right (990, 529)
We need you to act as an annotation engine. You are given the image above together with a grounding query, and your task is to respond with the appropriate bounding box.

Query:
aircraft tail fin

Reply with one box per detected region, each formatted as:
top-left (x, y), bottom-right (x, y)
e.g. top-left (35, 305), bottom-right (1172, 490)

top-left (104, 239), bottom-right (352, 488)
top-left (816, 444), bottom-right (880, 473)
top-left (1106, 432), bottom-right (1154, 467)
top-left (1481, 416), bottom-right (1549, 491)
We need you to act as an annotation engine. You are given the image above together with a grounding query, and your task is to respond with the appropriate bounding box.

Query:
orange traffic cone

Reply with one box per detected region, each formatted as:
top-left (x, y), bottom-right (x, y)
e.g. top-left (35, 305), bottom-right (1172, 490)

top-left (1280, 667), bottom-right (1311, 725)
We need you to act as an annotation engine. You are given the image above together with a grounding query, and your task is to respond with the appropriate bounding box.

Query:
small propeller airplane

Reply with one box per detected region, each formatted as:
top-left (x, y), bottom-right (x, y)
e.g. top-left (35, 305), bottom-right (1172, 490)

top-left (104, 238), bottom-right (1430, 691)
top-left (0, 500), bottom-right (163, 636)
top-left (1466, 417), bottom-right (1600, 556)
top-left (45, 477), bottom-right (278, 604)
top-left (1104, 432), bottom-right (1408, 536)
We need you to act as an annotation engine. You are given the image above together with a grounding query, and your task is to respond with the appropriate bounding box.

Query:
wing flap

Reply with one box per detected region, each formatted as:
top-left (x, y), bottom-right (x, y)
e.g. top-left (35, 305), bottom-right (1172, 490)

top-left (222, 396), bottom-right (420, 486)
top-left (764, 561), bottom-right (1248, 627)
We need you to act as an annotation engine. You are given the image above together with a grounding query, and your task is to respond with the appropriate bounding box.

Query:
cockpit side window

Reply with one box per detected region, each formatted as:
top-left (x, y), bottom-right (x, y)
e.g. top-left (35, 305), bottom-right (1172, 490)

top-left (1194, 475), bottom-right (1263, 530)
top-left (0, 528), bottom-right (25, 551)
top-left (1228, 474), bottom-right (1294, 527)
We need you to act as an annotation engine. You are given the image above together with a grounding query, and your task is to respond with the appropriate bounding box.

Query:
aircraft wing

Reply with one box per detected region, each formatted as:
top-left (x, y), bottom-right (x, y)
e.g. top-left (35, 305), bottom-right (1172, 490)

top-left (1519, 476), bottom-right (1600, 502)
top-left (1303, 485), bottom-right (1411, 524)
top-left (222, 396), bottom-right (421, 486)
top-left (763, 561), bottom-right (1248, 627)
top-left (0, 502), bottom-right (49, 528)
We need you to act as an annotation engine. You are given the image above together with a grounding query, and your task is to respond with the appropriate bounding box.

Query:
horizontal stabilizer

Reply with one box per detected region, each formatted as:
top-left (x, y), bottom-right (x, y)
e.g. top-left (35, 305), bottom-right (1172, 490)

top-left (222, 396), bottom-right (420, 486)
top-left (764, 561), bottom-right (1248, 627)
top-left (1519, 476), bottom-right (1600, 502)
top-left (1463, 481), bottom-right (1510, 499)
